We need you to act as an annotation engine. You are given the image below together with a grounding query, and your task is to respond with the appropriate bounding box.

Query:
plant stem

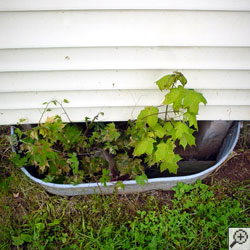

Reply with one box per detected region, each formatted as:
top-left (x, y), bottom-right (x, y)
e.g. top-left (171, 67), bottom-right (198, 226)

top-left (164, 105), bottom-right (168, 122)
top-left (83, 113), bottom-right (102, 137)
top-left (58, 101), bottom-right (72, 123)
top-left (38, 100), bottom-right (72, 124)
top-left (142, 111), bottom-right (184, 120)
top-left (39, 102), bottom-right (51, 124)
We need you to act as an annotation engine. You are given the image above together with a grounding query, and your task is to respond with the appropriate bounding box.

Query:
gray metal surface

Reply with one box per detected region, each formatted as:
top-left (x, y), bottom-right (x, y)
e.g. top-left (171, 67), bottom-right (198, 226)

top-left (11, 122), bottom-right (241, 196)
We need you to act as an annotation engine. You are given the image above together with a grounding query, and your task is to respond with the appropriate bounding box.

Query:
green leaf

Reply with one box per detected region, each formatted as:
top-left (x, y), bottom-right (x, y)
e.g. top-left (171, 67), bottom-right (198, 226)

top-left (179, 133), bottom-right (196, 149)
top-left (85, 116), bottom-right (90, 123)
top-left (101, 123), bottom-right (120, 142)
top-left (179, 75), bottom-right (187, 86)
top-left (183, 89), bottom-right (207, 115)
top-left (15, 127), bottom-right (23, 139)
top-left (175, 122), bottom-right (190, 139)
top-left (183, 112), bottom-right (198, 129)
top-left (173, 71), bottom-right (187, 86)
top-left (155, 141), bottom-right (175, 162)
top-left (35, 223), bottom-right (45, 231)
top-left (20, 234), bottom-right (33, 243)
top-left (174, 122), bottom-right (196, 149)
top-left (19, 118), bottom-right (27, 123)
top-left (163, 85), bottom-right (185, 111)
top-left (133, 138), bottom-right (156, 156)
top-left (42, 102), bottom-right (48, 105)
top-left (137, 107), bottom-right (158, 128)
top-left (52, 100), bottom-right (57, 105)
top-left (48, 219), bottom-right (60, 227)
top-left (136, 109), bottom-right (148, 127)
top-left (11, 154), bottom-right (28, 167)
top-left (115, 181), bottom-right (125, 190)
top-left (63, 99), bottom-right (69, 103)
top-left (159, 154), bottom-right (181, 174)
top-left (146, 107), bottom-right (158, 127)
top-left (152, 123), bottom-right (166, 138)
top-left (163, 122), bottom-right (175, 137)
top-left (68, 153), bottom-right (79, 175)
top-left (100, 169), bottom-right (111, 187)
top-left (12, 236), bottom-right (24, 246)
top-left (156, 74), bottom-right (176, 91)
top-left (136, 174), bottom-right (148, 186)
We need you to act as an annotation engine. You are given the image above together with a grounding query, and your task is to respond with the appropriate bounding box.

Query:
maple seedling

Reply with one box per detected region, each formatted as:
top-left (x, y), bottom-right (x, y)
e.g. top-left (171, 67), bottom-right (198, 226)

top-left (128, 71), bottom-right (207, 175)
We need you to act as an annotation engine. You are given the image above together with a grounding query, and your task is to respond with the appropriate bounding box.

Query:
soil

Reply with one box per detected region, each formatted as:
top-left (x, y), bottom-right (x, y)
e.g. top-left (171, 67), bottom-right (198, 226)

top-left (203, 149), bottom-right (250, 184)
top-left (203, 121), bottom-right (250, 184)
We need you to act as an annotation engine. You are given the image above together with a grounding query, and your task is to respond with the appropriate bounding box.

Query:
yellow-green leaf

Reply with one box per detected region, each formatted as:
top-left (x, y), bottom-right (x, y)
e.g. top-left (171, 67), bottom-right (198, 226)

top-left (133, 138), bottom-right (156, 156)
top-left (156, 74), bottom-right (176, 91)
top-left (155, 141), bottom-right (175, 162)
top-left (163, 85), bottom-right (184, 111)
top-left (183, 112), bottom-right (198, 129)
top-left (183, 89), bottom-right (207, 114)
top-left (152, 123), bottom-right (166, 138)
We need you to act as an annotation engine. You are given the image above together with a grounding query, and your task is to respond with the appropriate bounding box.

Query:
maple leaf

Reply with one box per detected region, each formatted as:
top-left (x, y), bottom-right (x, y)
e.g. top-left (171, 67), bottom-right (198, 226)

top-left (175, 122), bottom-right (190, 139)
top-left (145, 107), bottom-right (159, 127)
top-left (156, 74), bottom-right (176, 91)
top-left (133, 138), bottom-right (156, 156)
top-left (137, 107), bottom-right (159, 128)
top-left (179, 74), bottom-right (187, 86)
top-left (163, 122), bottom-right (175, 137)
top-left (183, 89), bottom-right (207, 115)
top-left (179, 133), bottom-right (196, 149)
top-left (183, 112), bottom-right (198, 129)
top-left (174, 122), bottom-right (196, 149)
top-left (136, 107), bottom-right (158, 128)
top-left (152, 123), bottom-right (166, 138)
top-left (155, 141), bottom-right (175, 162)
top-left (160, 154), bottom-right (182, 174)
top-left (163, 85), bottom-right (185, 111)
top-left (136, 109), bottom-right (148, 127)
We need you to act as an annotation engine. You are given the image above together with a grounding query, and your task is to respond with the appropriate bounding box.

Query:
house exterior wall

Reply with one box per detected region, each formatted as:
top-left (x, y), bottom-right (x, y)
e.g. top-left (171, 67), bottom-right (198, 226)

top-left (0, 1), bottom-right (249, 124)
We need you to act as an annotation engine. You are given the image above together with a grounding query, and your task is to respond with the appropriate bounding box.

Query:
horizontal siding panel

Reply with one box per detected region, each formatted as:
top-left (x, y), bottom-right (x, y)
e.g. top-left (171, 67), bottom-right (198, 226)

top-left (1, 90), bottom-right (249, 110)
top-left (1, 0), bottom-right (250, 11)
top-left (0, 70), bottom-right (249, 92)
top-left (1, 47), bottom-right (250, 72)
top-left (0, 106), bottom-right (249, 125)
top-left (1, 11), bottom-right (250, 48)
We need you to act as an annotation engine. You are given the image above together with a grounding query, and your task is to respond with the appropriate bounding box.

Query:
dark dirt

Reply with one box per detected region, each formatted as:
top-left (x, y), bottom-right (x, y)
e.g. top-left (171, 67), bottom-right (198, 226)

top-left (203, 121), bottom-right (250, 185)
top-left (203, 149), bottom-right (250, 184)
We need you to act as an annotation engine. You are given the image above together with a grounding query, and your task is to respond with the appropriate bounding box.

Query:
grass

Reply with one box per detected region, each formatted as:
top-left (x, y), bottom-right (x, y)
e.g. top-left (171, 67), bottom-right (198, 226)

top-left (0, 125), bottom-right (249, 250)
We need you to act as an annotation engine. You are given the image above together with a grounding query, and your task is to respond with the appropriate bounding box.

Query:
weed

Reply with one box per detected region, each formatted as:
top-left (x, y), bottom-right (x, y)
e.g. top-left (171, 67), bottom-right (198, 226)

top-left (0, 166), bottom-right (249, 250)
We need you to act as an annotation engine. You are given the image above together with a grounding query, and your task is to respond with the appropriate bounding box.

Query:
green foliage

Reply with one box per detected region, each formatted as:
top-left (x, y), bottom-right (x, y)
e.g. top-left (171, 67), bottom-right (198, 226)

top-left (135, 174), bottom-right (148, 186)
top-left (100, 169), bottom-right (111, 187)
top-left (133, 138), bottom-right (156, 156)
top-left (115, 153), bottom-right (143, 178)
top-left (11, 110), bottom-right (123, 185)
top-left (128, 71), bottom-right (207, 174)
top-left (1, 176), bottom-right (249, 250)
top-left (11, 71), bottom-right (207, 186)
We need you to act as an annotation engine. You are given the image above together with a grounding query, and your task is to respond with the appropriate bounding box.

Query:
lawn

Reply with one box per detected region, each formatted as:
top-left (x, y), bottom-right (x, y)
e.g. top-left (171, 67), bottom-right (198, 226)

top-left (0, 124), bottom-right (249, 250)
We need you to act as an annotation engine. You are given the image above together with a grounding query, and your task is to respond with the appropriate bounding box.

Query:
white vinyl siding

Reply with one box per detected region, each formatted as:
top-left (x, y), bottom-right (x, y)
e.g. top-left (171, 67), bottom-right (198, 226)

top-left (0, 11), bottom-right (250, 48)
top-left (0, 1), bottom-right (249, 125)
